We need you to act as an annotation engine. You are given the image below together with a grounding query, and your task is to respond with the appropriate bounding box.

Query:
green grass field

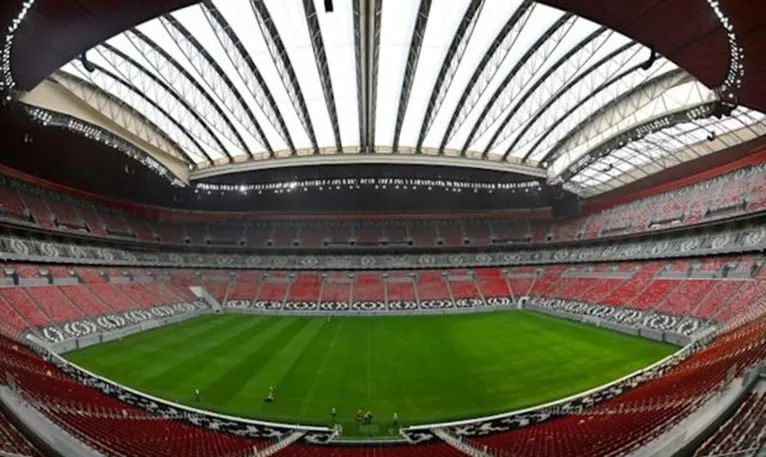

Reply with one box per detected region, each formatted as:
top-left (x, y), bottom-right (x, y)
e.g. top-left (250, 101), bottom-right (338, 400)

top-left (65, 311), bottom-right (675, 437)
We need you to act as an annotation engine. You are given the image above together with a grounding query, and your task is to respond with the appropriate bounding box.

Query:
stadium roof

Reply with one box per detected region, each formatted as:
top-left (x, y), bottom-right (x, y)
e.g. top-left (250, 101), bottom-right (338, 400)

top-left (7, 0), bottom-right (765, 197)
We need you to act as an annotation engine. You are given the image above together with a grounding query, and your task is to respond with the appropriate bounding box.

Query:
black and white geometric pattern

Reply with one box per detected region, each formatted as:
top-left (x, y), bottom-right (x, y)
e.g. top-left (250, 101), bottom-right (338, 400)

top-left (417, 300), bottom-right (452, 310)
top-left (529, 298), bottom-right (708, 336)
top-left (387, 301), bottom-right (420, 311)
top-left (318, 301), bottom-right (349, 311)
top-left (38, 302), bottom-right (205, 343)
top-left (252, 301), bottom-right (284, 310)
top-left (0, 223), bottom-right (761, 271)
top-left (350, 301), bottom-right (386, 312)
top-left (224, 300), bottom-right (253, 309)
top-left (223, 298), bottom-right (512, 314)
top-left (486, 296), bottom-right (513, 307)
top-left (455, 298), bottom-right (484, 308)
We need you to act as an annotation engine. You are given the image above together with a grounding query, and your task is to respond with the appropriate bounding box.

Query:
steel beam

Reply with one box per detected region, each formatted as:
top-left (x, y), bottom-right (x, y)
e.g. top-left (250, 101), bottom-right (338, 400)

top-left (161, 13), bottom-right (273, 157)
top-left (544, 69), bottom-right (692, 164)
top-left (512, 42), bottom-right (637, 163)
top-left (457, 14), bottom-right (575, 156)
top-left (486, 27), bottom-right (609, 159)
top-left (300, 0), bottom-right (342, 153)
top-left (367, 0), bottom-right (382, 152)
top-left (412, 0), bottom-right (484, 153)
top-left (201, 1), bottom-right (295, 155)
top-left (532, 62), bottom-right (648, 166)
top-left (126, 29), bottom-right (243, 162)
top-left (54, 68), bottom-right (201, 166)
top-left (392, 0), bottom-right (432, 152)
top-left (438, 1), bottom-right (535, 155)
top-left (352, 0), bottom-right (366, 153)
top-left (551, 102), bottom-right (717, 185)
top-left (99, 43), bottom-right (223, 165)
top-left (250, 0), bottom-right (319, 154)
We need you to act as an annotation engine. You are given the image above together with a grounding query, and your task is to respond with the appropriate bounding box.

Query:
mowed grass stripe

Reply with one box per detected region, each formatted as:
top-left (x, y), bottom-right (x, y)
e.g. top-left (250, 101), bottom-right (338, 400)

top-left (148, 316), bottom-right (298, 409)
top-left (140, 315), bottom-right (280, 392)
top-left (292, 319), bottom-right (345, 418)
top-left (64, 314), bottom-right (241, 376)
top-left (200, 317), bottom-right (314, 408)
top-left (231, 318), bottom-right (326, 411)
top-left (66, 311), bottom-right (676, 437)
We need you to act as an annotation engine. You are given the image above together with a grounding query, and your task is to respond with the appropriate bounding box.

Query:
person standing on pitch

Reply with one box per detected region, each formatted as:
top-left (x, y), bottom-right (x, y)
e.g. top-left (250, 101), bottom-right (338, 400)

top-left (195, 389), bottom-right (200, 402)
top-left (393, 412), bottom-right (398, 429)
top-left (331, 407), bottom-right (336, 423)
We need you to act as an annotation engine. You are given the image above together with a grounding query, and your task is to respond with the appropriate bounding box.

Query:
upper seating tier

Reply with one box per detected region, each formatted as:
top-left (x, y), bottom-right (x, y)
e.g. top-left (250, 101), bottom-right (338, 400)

top-left (0, 164), bottom-right (763, 250)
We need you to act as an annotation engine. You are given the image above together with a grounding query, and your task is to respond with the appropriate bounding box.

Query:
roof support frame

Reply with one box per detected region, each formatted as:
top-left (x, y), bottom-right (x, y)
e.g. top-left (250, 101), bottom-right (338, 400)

top-left (125, 29), bottom-right (243, 162)
top-left (551, 101), bottom-right (718, 185)
top-left (352, 0), bottom-right (366, 153)
top-left (725, 113), bottom-right (759, 139)
top-left (201, 1), bottom-right (296, 156)
top-left (98, 44), bottom-right (221, 165)
top-left (300, 0), bottom-right (343, 153)
top-left (54, 68), bottom-right (201, 166)
top-left (532, 62), bottom-right (661, 166)
top-left (607, 152), bottom-right (651, 179)
top-left (438, 1), bottom-right (535, 154)
top-left (663, 125), bottom-right (713, 158)
top-left (457, 14), bottom-right (576, 156)
top-left (160, 13), bottom-right (274, 157)
top-left (511, 41), bottom-right (638, 163)
top-left (412, 0), bottom-right (484, 153)
top-left (392, 0), bottom-right (432, 153)
top-left (635, 136), bottom-right (684, 165)
top-left (250, 0), bottom-right (319, 154)
top-left (544, 69), bottom-right (693, 165)
top-left (366, 0), bottom-right (382, 152)
top-left (654, 128), bottom-right (705, 159)
top-left (485, 26), bottom-right (610, 159)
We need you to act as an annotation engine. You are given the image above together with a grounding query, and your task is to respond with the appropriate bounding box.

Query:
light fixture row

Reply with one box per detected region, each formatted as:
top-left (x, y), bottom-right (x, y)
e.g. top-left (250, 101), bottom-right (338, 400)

top-left (27, 107), bottom-right (186, 187)
top-left (1, 0), bottom-right (36, 93)
top-left (194, 178), bottom-right (543, 195)
top-left (706, 0), bottom-right (744, 92)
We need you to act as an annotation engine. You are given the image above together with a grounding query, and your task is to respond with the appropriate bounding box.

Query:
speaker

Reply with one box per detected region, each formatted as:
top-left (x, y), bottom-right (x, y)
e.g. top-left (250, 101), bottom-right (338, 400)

top-left (640, 45), bottom-right (656, 71)
top-left (80, 53), bottom-right (96, 73)
top-left (324, 0), bottom-right (334, 12)
top-left (551, 190), bottom-right (581, 218)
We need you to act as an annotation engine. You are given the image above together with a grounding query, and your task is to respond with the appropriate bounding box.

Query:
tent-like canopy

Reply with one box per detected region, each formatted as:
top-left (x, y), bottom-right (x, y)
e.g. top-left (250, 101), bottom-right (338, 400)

top-left (16, 0), bottom-right (761, 196)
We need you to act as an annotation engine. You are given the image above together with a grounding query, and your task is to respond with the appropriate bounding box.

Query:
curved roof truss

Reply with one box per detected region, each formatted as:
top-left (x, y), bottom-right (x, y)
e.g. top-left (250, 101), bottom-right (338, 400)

top-left (124, 29), bottom-right (240, 161)
top-left (567, 107), bottom-right (766, 196)
top-left (392, 0), bottom-right (432, 153)
top-left (159, 14), bottom-right (273, 157)
top-left (95, 44), bottom-right (226, 164)
top-left (200, 1), bottom-right (295, 155)
top-left (41, 0), bottom-right (762, 195)
top-left (249, 0), bottom-right (319, 154)
top-left (415, 0), bottom-right (485, 153)
top-left (50, 69), bottom-right (199, 165)
top-left (484, 26), bottom-right (612, 159)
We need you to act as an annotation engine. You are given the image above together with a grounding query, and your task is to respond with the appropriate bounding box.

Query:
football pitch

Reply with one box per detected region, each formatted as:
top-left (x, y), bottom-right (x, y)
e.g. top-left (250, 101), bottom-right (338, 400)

top-left (65, 311), bottom-right (676, 437)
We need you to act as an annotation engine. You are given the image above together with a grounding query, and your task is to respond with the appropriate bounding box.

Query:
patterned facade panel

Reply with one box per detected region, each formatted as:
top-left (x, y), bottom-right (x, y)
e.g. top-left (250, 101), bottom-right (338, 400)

top-left (528, 298), bottom-right (708, 336)
top-left (1, 223), bottom-right (763, 270)
top-left (38, 302), bottom-right (206, 343)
